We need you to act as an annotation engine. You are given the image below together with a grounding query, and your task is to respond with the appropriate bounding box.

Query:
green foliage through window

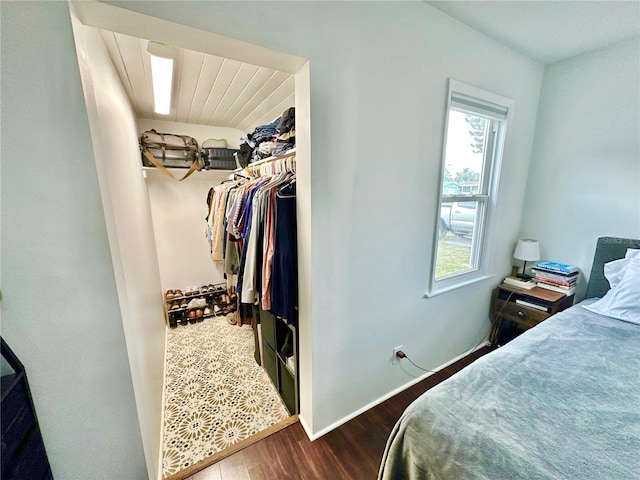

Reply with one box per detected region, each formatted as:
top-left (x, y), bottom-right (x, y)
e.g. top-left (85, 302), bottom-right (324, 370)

top-left (464, 115), bottom-right (486, 154)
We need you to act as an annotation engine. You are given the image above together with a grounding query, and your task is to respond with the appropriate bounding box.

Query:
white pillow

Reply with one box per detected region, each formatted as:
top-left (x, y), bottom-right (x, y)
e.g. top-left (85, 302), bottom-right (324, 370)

top-left (604, 258), bottom-right (628, 289)
top-left (603, 248), bottom-right (640, 289)
top-left (585, 257), bottom-right (640, 325)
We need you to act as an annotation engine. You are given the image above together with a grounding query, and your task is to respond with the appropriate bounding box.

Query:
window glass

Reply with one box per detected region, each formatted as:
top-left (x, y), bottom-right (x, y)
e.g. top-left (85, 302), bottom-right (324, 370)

top-left (437, 200), bottom-right (480, 278)
top-left (442, 110), bottom-right (487, 196)
top-left (430, 81), bottom-right (510, 293)
top-left (435, 111), bottom-right (491, 280)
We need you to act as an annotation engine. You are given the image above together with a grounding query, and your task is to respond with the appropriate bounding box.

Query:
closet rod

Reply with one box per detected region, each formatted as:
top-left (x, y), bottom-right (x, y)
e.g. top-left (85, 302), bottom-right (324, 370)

top-left (233, 148), bottom-right (296, 173)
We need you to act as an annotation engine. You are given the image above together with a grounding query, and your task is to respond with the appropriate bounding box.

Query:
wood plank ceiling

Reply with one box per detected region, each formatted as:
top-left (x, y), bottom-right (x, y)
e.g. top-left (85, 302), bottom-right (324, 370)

top-left (99, 30), bottom-right (294, 133)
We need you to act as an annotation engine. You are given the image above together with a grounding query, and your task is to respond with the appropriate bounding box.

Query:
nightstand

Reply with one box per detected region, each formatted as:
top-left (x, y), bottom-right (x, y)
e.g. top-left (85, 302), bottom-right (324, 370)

top-left (489, 284), bottom-right (574, 346)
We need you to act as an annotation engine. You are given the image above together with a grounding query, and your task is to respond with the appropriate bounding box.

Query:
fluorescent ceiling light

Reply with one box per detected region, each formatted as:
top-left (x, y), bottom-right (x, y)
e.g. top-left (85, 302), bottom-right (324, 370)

top-left (147, 42), bottom-right (174, 115)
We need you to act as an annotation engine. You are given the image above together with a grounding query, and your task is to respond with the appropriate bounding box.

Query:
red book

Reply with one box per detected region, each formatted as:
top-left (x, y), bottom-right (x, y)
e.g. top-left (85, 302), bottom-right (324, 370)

top-left (534, 275), bottom-right (574, 287)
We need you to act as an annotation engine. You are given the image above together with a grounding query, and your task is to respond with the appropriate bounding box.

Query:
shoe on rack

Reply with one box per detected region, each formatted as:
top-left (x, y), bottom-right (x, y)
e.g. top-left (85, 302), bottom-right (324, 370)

top-left (165, 290), bottom-right (175, 300)
top-left (180, 300), bottom-right (188, 309)
top-left (204, 307), bottom-right (211, 316)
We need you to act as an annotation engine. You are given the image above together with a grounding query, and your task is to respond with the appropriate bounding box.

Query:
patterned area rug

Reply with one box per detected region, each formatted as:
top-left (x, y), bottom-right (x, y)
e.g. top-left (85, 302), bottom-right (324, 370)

top-left (162, 315), bottom-right (290, 478)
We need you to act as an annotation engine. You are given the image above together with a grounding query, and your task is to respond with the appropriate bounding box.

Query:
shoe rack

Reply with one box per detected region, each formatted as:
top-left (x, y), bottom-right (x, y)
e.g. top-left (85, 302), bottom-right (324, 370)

top-left (162, 283), bottom-right (237, 328)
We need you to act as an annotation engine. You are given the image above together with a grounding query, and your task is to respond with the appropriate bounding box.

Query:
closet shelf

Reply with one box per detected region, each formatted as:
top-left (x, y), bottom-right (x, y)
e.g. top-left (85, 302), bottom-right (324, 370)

top-left (141, 166), bottom-right (201, 171)
top-left (142, 166), bottom-right (236, 174)
top-left (233, 148), bottom-right (296, 173)
top-left (166, 308), bottom-right (222, 317)
top-left (167, 292), bottom-right (220, 302)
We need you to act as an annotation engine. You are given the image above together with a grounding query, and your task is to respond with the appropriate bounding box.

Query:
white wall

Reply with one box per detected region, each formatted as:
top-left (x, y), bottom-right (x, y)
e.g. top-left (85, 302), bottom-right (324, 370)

top-left (294, 62), bottom-right (314, 433)
top-left (4, 2), bottom-right (544, 459)
top-left (138, 119), bottom-right (244, 290)
top-left (114, 1), bottom-right (544, 435)
top-left (520, 38), bottom-right (640, 299)
top-left (70, 16), bottom-right (167, 480)
top-left (0, 2), bottom-right (148, 479)
top-left (144, 168), bottom-right (230, 290)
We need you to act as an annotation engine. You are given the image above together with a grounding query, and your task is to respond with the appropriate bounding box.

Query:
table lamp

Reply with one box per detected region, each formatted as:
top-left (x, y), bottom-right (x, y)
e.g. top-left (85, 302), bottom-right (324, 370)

top-left (514, 239), bottom-right (540, 281)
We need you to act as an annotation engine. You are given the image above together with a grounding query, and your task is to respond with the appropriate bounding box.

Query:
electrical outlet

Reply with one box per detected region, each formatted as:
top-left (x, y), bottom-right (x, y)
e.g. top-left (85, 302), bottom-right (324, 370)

top-left (392, 345), bottom-right (403, 365)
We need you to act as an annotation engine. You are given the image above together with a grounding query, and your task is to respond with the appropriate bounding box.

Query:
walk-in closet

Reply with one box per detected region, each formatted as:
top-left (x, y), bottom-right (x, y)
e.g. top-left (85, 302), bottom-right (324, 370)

top-left (71, 8), bottom-right (311, 478)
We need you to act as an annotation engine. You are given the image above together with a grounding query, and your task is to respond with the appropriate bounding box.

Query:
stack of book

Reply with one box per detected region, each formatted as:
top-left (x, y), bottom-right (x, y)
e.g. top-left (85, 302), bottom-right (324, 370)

top-left (502, 276), bottom-right (536, 289)
top-left (532, 261), bottom-right (579, 296)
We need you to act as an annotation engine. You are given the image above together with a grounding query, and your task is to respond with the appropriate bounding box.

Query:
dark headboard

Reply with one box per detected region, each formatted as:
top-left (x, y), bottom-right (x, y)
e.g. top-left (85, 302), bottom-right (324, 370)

top-left (585, 237), bottom-right (640, 298)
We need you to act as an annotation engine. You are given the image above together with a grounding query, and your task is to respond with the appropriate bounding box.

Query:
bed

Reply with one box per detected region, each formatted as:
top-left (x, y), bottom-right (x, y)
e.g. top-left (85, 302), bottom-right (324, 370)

top-left (378, 237), bottom-right (640, 480)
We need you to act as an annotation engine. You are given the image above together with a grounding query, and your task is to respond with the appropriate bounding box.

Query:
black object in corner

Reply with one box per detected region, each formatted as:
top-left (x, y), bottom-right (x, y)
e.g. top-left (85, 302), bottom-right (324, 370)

top-left (1, 337), bottom-right (54, 480)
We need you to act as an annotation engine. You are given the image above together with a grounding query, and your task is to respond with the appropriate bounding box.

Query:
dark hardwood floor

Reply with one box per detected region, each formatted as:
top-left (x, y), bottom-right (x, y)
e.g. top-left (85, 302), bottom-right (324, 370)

top-left (187, 346), bottom-right (492, 480)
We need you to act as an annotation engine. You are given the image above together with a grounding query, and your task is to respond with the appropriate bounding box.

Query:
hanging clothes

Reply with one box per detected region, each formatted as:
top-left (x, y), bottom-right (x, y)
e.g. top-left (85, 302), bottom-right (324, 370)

top-left (206, 181), bottom-right (234, 260)
top-left (207, 155), bottom-right (298, 326)
top-left (271, 182), bottom-right (297, 325)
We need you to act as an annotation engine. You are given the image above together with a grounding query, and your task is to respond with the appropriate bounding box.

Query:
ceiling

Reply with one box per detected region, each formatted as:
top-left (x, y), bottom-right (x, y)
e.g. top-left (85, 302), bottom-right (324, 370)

top-left (100, 2), bottom-right (638, 132)
top-left (427, 1), bottom-right (640, 65)
top-left (99, 30), bottom-right (294, 133)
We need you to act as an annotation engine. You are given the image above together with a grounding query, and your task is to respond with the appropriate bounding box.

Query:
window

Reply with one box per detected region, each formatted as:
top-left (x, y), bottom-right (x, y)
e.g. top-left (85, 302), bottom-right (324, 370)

top-left (430, 80), bottom-right (512, 294)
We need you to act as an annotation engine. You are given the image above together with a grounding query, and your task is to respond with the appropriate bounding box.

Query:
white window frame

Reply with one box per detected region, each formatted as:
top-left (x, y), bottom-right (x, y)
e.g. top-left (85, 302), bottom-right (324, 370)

top-left (427, 80), bottom-right (513, 296)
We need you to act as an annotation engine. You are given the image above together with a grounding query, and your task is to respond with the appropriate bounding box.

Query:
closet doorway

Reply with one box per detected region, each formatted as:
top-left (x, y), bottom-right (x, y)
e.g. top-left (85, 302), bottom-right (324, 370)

top-left (70, 4), bottom-right (311, 480)
top-left (107, 32), bottom-right (298, 480)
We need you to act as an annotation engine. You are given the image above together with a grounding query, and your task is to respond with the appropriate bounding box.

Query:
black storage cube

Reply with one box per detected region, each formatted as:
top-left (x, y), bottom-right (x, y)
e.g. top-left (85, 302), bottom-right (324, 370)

top-left (7, 430), bottom-right (51, 480)
top-left (278, 359), bottom-right (296, 414)
top-left (262, 343), bottom-right (278, 388)
top-left (1, 388), bottom-right (36, 461)
top-left (260, 309), bottom-right (276, 350)
top-left (1, 338), bottom-right (53, 480)
top-left (275, 317), bottom-right (290, 354)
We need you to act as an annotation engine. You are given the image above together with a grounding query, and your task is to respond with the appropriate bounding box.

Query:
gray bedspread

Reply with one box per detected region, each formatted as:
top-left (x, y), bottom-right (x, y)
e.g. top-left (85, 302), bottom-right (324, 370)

top-left (378, 301), bottom-right (640, 480)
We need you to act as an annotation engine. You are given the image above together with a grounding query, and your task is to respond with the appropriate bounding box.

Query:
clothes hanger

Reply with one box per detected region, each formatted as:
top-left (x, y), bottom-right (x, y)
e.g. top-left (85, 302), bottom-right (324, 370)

top-left (277, 179), bottom-right (296, 198)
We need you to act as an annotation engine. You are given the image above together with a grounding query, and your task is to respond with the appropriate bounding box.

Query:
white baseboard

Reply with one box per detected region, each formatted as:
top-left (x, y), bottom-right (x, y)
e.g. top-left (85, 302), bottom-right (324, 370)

top-left (303, 341), bottom-right (490, 441)
top-left (298, 414), bottom-right (313, 440)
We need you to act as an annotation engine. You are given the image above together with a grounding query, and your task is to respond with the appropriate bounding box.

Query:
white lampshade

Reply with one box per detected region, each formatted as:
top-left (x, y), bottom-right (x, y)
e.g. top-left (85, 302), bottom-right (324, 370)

top-left (513, 239), bottom-right (540, 262)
